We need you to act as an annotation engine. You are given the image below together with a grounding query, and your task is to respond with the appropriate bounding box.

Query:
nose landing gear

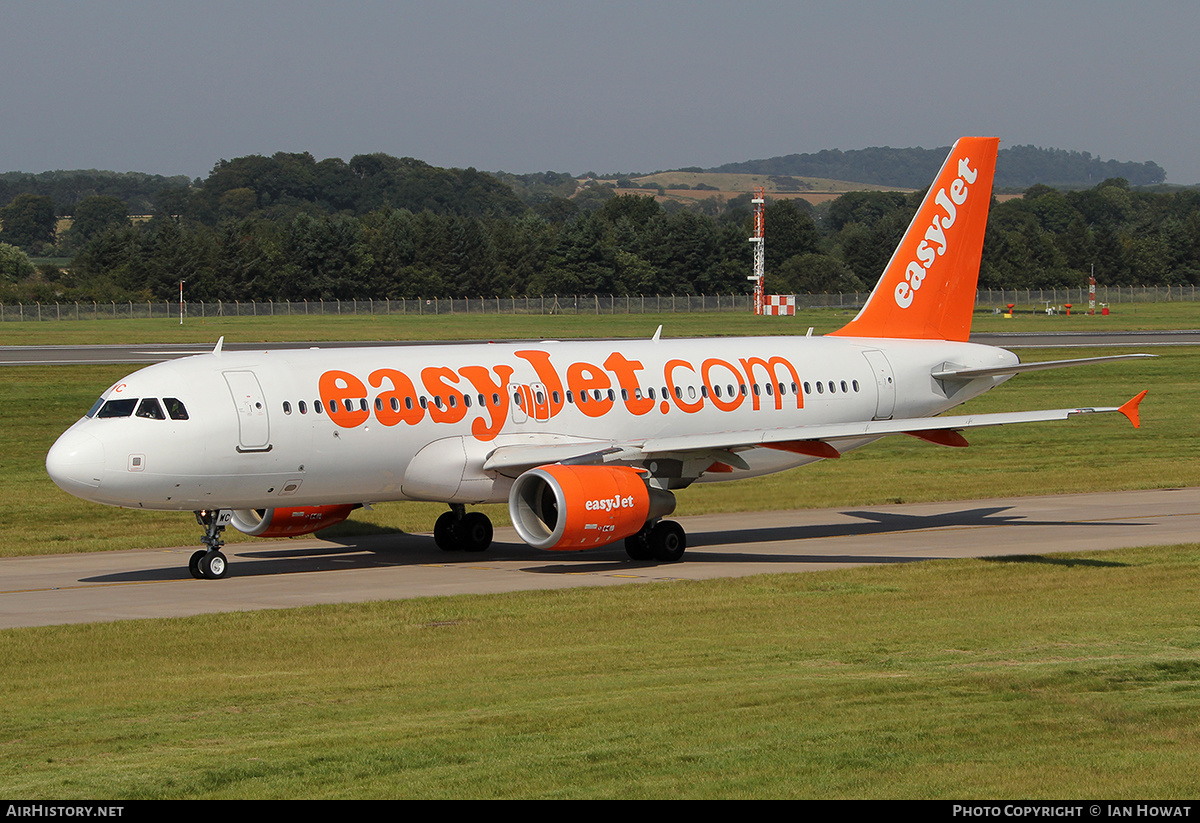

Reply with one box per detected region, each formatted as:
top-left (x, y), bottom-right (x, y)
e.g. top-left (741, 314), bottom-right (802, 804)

top-left (190, 510), bottom-right (231, 579)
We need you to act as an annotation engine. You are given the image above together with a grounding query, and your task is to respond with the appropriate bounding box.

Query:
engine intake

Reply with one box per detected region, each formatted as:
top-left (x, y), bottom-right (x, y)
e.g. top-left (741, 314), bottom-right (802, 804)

top-left (229, 504), bottom-right (357, 538)
top-left (508, 464), bottom-right (675, 551)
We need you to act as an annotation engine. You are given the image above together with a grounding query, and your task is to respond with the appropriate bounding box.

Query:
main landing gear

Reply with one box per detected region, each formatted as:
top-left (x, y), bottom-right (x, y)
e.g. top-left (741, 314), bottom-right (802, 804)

top-left (434, 504), bottom-right (493, 552)
top-left (190, 510), bottom-right (230, 579)
top-left (624, 519), bottom-right (687, 563)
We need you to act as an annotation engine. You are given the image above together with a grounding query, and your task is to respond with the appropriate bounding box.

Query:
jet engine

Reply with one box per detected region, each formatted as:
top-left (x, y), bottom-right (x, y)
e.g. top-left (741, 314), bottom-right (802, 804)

top-left (229, 504), bottom-right (357, 538)
top-left (508, 464), bottom-right (675, 551)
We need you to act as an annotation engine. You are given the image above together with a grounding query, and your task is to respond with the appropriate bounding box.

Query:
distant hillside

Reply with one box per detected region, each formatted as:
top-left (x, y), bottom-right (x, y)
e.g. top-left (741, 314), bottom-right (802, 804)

top-left (0, 170), bottom-right (192, 214)
top-left (707, 145), bottom-right (1166, 189)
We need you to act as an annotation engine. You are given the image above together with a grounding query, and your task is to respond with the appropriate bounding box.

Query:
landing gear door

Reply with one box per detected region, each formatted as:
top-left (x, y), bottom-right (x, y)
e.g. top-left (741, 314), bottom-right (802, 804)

top-left (861, 350), bottom-right (895, 420)
top-left (223, 370), bottom-right (271, 452)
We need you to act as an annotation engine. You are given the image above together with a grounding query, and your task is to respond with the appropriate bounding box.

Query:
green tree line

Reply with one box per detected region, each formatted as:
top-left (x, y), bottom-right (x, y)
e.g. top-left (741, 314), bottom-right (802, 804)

top-left (1, 150), bottom-right (1198, 303)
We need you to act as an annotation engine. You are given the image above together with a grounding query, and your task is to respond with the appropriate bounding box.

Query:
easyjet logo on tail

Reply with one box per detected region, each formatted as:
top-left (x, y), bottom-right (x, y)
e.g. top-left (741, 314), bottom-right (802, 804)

top-left (894, 155), bottom-right (979, 310)
top-left (829, 136), bottom-right (998, 343)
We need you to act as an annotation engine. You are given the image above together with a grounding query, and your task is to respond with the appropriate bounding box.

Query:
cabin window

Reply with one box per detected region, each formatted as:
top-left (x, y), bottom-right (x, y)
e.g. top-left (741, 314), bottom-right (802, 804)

top-left (552, 391), bottom-right (561, 404)
top-left (163, 397), bottom-right (189, 420)
top-left (136, 398), bottom-right (165, 420)
top-left (841, 381), bottom-right (849, 393)
top-left (828, 381), bottom-right (836, 394)
top-left (97, 398), bottom-right (138, 418)
top-left (803, 382), bottom-right (811, 395)
top-left (765, 383), bottom-right (773, 397)
top-left (299, 400), bottom-right (307, 414)
top-left (816, 383), bottom-right (824, 394)
top-left (283, 401), bottom-right (293, 415)
top-left (853, 380), bottom-right (860, 392)
top-left (315, 400), bottom-right (324, 413)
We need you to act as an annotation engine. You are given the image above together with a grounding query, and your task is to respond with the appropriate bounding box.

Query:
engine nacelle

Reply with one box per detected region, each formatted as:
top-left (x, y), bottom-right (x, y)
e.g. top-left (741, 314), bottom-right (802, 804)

top-left (229, 504), bottom-right (357, 538)
top-left (508, 464), bottom-right (675, 551)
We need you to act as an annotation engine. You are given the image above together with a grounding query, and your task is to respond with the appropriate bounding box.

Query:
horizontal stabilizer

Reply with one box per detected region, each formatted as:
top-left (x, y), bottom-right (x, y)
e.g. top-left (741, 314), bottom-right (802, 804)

top-left (932, 354), bottom-right (1155, 381)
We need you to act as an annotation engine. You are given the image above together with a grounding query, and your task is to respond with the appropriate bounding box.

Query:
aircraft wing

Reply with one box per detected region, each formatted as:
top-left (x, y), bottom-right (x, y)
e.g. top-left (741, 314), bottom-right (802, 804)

top-left (483, 391), bottom-right (1147, 471)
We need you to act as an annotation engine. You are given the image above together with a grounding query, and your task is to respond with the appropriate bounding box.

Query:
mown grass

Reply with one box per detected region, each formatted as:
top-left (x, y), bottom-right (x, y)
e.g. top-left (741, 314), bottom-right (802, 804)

top-left (3, 543), bottom-right (1200, 798)
top-left (0, 299), bottom-right (1197, 347)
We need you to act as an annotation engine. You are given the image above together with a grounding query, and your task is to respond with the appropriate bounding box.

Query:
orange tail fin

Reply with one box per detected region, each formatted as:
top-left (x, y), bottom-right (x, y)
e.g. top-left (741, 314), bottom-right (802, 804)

top-left (830, 136), bottom-right (999, 342)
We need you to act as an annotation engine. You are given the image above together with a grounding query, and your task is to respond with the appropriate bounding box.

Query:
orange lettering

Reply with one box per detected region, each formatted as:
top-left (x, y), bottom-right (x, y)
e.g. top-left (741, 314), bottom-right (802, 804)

top-left (664, 359), bottom-right (703, 413)
top-left (701, 358), bottom-right (745, 412)
top-left (368, 368), bottom-right (424, 426)
top-left (739, 356), bottom-right (803, 411)
top-left (421, 366), bottom-right (468, 424)
top-left (515, 350), bottom-right (565, 418)
top-left (566, 362), bottom-right (613, 418)
top-left (604, 351), bottom-right (654, 416)
top-left (319, 370), bottom-right (370, 428)
top-left (459, 364), bottom-right (514, 442)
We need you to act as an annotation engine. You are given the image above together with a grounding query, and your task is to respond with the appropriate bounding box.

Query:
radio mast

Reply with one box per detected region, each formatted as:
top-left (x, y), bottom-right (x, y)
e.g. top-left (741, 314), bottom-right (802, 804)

top-left (748, 186), bottom-right (765, 315)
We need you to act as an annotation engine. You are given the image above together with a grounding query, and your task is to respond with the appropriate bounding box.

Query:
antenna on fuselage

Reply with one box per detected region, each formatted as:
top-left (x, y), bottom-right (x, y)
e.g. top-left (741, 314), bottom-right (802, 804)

top-left (652, 325), bottom-right (663, 342)
top-left (212, 336), bottom-right (224, 356)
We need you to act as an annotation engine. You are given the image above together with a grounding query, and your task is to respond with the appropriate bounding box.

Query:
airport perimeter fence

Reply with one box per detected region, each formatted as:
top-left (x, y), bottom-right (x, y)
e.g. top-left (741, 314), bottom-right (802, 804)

top-left (1, 285), bottom-right (1198, 322)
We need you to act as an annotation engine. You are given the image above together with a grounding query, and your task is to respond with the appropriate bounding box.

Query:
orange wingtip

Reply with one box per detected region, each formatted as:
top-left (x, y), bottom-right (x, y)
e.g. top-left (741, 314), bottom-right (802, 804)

top-left (1118, 390), bottom-right (1148, 428)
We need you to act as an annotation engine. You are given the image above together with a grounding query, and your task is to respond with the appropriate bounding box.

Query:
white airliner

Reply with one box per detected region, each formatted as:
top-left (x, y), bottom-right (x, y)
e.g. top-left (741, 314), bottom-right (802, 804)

top-left (46, 137), bottom-right (1148, 579)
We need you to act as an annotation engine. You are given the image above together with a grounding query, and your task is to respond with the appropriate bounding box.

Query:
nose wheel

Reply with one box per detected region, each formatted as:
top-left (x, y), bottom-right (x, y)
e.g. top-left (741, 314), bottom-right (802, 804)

top-left (189, 548), bottom-right (229, 579)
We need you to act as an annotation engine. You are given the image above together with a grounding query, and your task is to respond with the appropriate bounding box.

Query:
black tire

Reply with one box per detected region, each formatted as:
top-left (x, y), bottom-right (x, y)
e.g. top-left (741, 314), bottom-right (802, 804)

top-left (624, 526), bottom-right (653, 561)
top-left (198, 551), bottom-right (229, 579)
top-left (434, 511), bottom-right (458, 551)
top-left (188, 550), bottom-right (207, 579)
top-left (648, 520), bottom-right (686, 562)
top-left (458, 512), bottom-right (493, 552)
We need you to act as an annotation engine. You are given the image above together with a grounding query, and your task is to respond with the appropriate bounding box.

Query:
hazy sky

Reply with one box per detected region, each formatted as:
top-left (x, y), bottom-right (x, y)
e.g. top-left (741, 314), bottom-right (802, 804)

top-left (3, 1), bottom-right (1198, 183)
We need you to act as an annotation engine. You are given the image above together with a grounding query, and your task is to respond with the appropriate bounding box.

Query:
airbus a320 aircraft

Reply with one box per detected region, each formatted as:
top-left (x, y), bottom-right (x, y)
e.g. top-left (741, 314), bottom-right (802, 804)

top-left (47, 137), bottom-right (1149, 579)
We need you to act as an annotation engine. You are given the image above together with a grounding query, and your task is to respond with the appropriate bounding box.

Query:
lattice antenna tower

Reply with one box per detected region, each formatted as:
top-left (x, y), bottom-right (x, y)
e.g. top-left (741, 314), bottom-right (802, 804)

top-left (748, 186), bottom-right (766, 315)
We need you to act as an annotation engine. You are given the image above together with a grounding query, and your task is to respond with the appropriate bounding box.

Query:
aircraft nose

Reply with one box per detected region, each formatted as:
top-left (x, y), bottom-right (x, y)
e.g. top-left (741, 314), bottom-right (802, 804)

top-left (46, 430), bottom-right (105, 494)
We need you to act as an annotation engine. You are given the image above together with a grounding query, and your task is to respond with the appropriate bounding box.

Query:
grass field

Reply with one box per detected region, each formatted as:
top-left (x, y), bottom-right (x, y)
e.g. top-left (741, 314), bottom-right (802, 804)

top-left (0, 299), bottom-right (1197, 347)
top-left (2, 310), bottom-right (1198, 798)
top-left (4, 544), bottom-right (1200, 798)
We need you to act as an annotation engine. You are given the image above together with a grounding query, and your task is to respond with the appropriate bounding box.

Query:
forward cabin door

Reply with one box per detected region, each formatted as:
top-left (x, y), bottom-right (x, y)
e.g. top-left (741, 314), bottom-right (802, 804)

top-left (223, 370), bottom-right (272, 452)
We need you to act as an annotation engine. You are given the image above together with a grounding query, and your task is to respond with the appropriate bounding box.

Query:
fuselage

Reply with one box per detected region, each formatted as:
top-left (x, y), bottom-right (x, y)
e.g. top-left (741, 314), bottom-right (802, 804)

top-left (45, 334), bottom-right (1018, 512)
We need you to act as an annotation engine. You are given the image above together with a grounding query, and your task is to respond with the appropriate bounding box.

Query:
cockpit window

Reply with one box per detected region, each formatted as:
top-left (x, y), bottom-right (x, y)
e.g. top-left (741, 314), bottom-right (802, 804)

top-left (163, 398), bottom-right (189, 420)
top-left (85, 397), bottom-right (105, 418)
top-left (136, 398), bottom-right (165, 420)
top-left (96, 398), bottom-right (138, 418)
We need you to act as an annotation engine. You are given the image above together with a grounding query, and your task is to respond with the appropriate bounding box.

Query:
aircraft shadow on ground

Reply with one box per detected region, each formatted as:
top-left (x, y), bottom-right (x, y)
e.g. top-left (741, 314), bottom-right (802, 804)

top-left (81, 505), bottom-right (1145, 583)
